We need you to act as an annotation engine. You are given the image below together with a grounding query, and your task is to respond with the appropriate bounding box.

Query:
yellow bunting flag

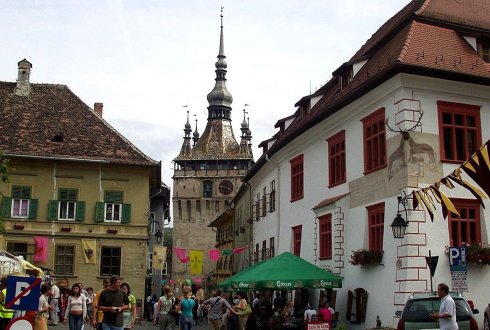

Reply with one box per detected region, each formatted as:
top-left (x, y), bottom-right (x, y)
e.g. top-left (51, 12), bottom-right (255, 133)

top-left (81, 239), bottom-right (97, 264)
top-left (153, 246), bottom-right (167, 270)
top-left (189, 250), bottom-right (204, 275)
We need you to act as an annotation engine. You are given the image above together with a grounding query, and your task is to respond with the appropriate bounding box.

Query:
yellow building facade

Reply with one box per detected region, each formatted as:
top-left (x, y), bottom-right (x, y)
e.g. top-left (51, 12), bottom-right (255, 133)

top-left (0, 59), bottom-right (160, 301)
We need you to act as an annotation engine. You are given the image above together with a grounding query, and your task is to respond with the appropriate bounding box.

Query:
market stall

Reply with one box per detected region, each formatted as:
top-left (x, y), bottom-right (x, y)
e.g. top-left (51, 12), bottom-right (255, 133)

top-left (0, 251), bottom-right (44, 278)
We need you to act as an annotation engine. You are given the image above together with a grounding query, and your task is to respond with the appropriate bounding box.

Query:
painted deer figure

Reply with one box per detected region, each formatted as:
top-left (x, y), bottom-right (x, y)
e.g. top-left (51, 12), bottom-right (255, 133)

top-left (387, 136), bottom-right (407, 179)
top-left (407, 137), bottom-right (436, 168)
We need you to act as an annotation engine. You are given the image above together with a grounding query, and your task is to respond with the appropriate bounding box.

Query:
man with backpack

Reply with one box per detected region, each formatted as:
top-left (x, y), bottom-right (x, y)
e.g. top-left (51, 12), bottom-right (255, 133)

top-left (202, 289), bottom-right (237, 330)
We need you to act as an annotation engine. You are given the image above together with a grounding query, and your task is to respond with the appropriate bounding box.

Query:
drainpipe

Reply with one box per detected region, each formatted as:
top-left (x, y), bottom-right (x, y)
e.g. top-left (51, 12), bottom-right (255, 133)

top-left (244, 181), bottom-right (253, 267)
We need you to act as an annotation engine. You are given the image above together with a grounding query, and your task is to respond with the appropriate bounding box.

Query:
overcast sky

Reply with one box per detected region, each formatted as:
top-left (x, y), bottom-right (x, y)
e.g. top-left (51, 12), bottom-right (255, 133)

top-left (1, 0), bottom-right (409, 187)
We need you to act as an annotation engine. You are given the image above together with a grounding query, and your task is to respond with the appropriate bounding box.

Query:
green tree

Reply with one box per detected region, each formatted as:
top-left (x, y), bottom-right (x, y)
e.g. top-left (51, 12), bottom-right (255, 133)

top-left (0, 151), bottom-right (10, 184)
top-left (163, 227), bottom-right (173, 247)
top-left (0, 152), bottom-right (12, 234)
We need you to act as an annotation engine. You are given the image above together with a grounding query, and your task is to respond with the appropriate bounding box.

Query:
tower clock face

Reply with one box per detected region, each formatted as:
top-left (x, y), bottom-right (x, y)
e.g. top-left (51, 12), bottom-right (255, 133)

top-left (219, 180), bottom-right (234, 195)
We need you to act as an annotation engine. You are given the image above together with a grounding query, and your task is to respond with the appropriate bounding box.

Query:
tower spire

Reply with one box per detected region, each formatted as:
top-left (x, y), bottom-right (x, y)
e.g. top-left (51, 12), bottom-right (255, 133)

top-left (206, 7), bottom-right (233, 120)
top-left (193, 117), bottom-right (200, 146)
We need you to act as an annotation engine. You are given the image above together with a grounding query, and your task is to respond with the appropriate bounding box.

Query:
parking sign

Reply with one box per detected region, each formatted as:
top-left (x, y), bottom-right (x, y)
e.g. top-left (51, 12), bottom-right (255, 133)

top-left (5, 276), bottom-right (42, 311)
top-left (449, 246), bottom-right (467, 272)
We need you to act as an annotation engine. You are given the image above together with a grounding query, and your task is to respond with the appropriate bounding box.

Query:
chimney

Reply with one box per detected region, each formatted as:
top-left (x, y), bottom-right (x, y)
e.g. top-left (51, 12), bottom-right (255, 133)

top-left (94, 102), bottom-right (103, 117)
top-left (14, 59), bottom-right (32, 97)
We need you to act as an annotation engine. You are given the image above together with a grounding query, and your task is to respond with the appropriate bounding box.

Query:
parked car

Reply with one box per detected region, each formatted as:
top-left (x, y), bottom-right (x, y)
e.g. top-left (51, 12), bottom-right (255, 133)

top-left (395, 292), bottom-right (479, 330)
top-left (484, 302), bottom-right (490, 330)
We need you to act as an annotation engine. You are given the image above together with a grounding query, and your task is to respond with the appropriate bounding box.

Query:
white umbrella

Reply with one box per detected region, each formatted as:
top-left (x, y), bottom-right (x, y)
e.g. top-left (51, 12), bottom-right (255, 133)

top-left (0, 255), bottom-right (23, 276)
top-left (0, 251), bottom-right (44, 278)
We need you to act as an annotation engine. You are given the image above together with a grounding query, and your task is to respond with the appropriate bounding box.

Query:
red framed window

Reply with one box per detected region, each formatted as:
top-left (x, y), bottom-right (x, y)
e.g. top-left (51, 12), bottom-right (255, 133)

top-left (292, 225), bottom-right (302, 256)
top-left (327, 130), bottom-right (346, 187)
top-left (367, 203), bottom-right (384, 251)
top-left (448, 199), bottom-right (481, 246)
top-left (290, 155), bottom-right (304, 202)
top-left (361, 108), bottom-right (386, 174)
top-left (319, 214), bottom-right (332, 260)
top-left (437, 101), bottom-right (481, 162)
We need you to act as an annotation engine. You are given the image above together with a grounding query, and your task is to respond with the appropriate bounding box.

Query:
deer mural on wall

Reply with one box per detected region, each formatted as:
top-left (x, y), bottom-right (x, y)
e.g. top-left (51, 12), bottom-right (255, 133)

top-left (387, 135), bottom-right (407, 179)
top-left (407, 136), bottom-right (436, 169)
top-left (386, 109), bottom-right (430, 179)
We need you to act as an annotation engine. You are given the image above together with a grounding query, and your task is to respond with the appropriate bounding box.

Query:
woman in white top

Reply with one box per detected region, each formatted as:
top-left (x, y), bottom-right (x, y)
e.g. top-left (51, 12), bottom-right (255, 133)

top-left (63, 283), bottom-right (87, 330)
top-left (34, 284), bottom-right (52, 330)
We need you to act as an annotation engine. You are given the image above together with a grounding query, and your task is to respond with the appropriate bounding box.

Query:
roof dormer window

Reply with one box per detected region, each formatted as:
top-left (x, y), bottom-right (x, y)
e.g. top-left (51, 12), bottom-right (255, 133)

top-left (300, 103), bottom-right (310, 118)
top-left (340, 67), bottom-right (353, 91)
top-left (477, 38), bottom-right (490, 62)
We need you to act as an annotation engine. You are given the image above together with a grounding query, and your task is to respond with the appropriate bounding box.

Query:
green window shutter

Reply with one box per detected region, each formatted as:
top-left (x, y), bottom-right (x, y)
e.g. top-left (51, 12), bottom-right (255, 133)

top-left (48, 200), bottom-right (59, 221)
top-left (75, 201), bottom-right (85, 222)
top-left (1, 197), bottom-right (12, 218)
top-left (121, 204), bottom-right (131, 224)
top-left (95, 202), bottom-right (105, 223)
top-left (22, 187), bottom-right (32, 198)
top-left (12, 186), bottom-right (31, 198)
top-left (59, 188), bottom-right (77, 201)
top-left (104, 191), bottom-right (123, 203)
top-left (28, 199), bottom-right (38, 219)
top-left (104, 191), bottom-right (114, 202)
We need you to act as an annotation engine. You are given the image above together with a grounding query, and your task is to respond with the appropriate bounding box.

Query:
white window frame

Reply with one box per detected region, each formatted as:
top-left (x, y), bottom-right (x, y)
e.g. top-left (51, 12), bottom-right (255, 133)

top-left (59, 201), bottom-right (77, 220)
top-left (147, 252), bottom-right (153, 270)
top-left (150, 212), bottom-right (156, 234)
top-left (104, 203), bottom-right (122, 222)
top-left (162, 262), bottom-right (168, 276)
top-left (11, 198), bottom-right (29, 218)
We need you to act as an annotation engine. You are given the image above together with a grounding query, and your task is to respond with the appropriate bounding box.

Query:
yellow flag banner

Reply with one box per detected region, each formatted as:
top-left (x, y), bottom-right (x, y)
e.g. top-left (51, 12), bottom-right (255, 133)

top-left (81, 239), bottom-right (97, 264)
top-left (189, 250), bottom-right (203, 275)
top-left (412, 139), bottom-right (490, 220)
top-left (153, 246), bottom-right (167, 270)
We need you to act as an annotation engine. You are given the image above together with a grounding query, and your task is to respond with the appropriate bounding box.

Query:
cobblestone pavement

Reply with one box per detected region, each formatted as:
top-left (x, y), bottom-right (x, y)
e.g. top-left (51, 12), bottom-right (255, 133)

top-left (47, 319), bottom-right (209, 330)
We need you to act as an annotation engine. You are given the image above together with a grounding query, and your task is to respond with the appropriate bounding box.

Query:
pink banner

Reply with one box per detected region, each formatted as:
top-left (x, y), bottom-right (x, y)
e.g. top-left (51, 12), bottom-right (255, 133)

top-left (192, 277), bottom-right (203, 284)
top-left (208, 249), bottom-right (220, 261)
top-left (33, 237), bottom-right (48, 262)
top-left (174, 248), bottom-right (190, 263)
top-left (175, 248), bottom-right (187, 259)
top-left (233, 246), bottom-right (247, 254)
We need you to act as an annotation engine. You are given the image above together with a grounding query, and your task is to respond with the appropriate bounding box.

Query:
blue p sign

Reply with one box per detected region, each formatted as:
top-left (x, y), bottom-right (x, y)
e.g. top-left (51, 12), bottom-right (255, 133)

top-left (5, 276), bottom-right (42, 311)
top-left (449, 246), bottom-right (467, 272)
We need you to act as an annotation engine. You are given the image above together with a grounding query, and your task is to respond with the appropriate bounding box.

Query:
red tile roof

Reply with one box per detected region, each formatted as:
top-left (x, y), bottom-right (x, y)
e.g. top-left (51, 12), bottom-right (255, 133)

top-left (254, 0), bottom-right (490, 169)
top-left (0, 81), bottom-right (157, 166)
top-left (312, 193), bottom-right (350, 210)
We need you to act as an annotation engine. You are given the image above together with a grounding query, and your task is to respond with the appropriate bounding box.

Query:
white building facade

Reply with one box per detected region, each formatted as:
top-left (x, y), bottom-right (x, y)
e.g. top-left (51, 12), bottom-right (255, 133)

top-left (243, 1), bottom-right (490, 328)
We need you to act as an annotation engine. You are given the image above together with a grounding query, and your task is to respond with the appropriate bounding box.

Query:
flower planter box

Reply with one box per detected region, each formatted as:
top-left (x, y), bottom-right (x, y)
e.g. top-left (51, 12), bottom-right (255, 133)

top-left (349, 249), bottom-right (383, 267)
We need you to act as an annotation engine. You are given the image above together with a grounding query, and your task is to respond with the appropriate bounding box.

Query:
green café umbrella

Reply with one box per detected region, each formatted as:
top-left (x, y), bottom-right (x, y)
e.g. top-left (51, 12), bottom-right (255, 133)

top-left (217, 260), bottom-right (266, 291)
top-left (229, 252), bottom-right (342, 290)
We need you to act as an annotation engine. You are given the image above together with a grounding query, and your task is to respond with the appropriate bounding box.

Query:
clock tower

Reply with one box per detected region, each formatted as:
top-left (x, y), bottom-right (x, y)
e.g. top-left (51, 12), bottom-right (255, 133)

top-left (172, 9), bottom-right (254, 282)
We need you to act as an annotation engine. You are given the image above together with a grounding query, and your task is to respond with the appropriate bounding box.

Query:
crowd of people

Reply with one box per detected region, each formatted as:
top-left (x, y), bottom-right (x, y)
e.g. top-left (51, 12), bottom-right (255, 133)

top-left (146, 287), bottom-right (336, 330)
top-left (2, 277), bottom-right (339, 330)
top-left (2, 275), bottom-right (138, 330)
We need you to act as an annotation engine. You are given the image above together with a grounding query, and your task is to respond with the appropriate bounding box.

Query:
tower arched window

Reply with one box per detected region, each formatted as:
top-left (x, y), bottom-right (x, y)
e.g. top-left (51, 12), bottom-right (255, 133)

top-left (203, 180), bottom-right (213, 198)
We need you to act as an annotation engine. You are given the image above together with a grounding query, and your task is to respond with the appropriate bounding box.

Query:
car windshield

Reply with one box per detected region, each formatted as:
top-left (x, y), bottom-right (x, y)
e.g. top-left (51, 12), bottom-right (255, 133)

top-left (402, 298), bottom-right (473, 322)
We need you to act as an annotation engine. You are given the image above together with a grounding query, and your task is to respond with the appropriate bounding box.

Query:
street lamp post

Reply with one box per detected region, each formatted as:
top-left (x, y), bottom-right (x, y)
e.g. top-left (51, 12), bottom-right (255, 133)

top-left (391, 192), bottom-right (409, 239)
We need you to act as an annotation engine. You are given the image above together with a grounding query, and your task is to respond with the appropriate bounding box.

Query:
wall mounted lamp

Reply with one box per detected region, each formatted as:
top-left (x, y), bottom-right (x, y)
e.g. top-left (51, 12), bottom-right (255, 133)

top-left (391, 192), bottom-right (409, 239)
top-left (155, 229), bottom-right (163, 244)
